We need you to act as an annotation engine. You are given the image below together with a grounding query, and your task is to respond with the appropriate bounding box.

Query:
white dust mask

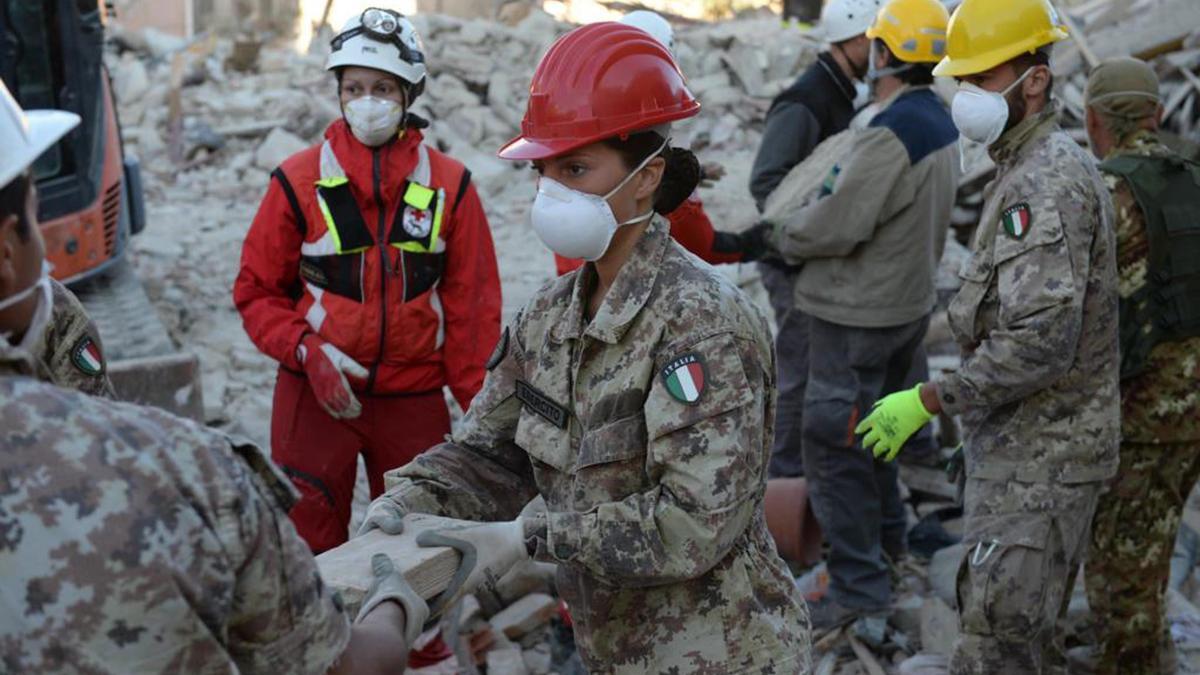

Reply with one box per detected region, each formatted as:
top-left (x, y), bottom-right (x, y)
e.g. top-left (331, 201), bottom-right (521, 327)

top-left (0, 260), bottom-right (54, 352)
top-left (344, 96), bottom-right (404, 147)
top-left (951, 68), bottom-right (1033, 146)
top-left (530, 137), bottom-right (668, 261)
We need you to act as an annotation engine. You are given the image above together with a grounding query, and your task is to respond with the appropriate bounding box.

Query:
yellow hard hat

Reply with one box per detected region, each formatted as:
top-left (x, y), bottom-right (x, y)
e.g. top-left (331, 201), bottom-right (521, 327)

top-left (865, 0), bottom-right (950, 64)
top-left (932, 0), bottom-right (1068, 78)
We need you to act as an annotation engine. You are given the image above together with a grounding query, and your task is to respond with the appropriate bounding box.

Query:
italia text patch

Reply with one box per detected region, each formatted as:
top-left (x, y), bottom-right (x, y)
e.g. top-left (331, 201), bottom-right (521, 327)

top-left (71, 336), bottom-right (104, 376)
top-left (1001, 203), bottom-right (1032, 240)
top-left (516, 380), bottom-right (567, 428)
top-left (661, 352), bottom-right (706, 405)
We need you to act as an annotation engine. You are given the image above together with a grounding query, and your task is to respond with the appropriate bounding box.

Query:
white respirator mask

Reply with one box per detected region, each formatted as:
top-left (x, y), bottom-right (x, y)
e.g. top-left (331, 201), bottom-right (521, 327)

top-left (950, 68), bottom-right (1033, 146)
top-left (530, 137), bottom-right (668, 261)
top-left (0, 260), bottom-right (54, 352)
top-left (344, 96), bottom-right (405, 147)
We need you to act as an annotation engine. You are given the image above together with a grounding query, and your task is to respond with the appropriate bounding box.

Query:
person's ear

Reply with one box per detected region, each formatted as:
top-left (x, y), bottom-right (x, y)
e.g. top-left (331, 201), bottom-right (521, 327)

top-left (1024, 64), bottom-right (1050, 102)
top-left (0, 215), bottom-right (19, 298)
top-left (633, 157), bottom-right (666, 202)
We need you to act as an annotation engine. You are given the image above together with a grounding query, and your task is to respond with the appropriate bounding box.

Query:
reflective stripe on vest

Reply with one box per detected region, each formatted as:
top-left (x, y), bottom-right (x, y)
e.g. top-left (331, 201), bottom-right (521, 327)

top-left (310, 140), bottom-right (444, 254)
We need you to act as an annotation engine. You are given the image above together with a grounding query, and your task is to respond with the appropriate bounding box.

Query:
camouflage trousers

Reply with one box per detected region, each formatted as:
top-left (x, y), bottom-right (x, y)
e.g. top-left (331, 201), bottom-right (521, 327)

top-left (1085, 440), bottom-right (1200, 675)
top-left (950, 478), bottom-right (1102, 675)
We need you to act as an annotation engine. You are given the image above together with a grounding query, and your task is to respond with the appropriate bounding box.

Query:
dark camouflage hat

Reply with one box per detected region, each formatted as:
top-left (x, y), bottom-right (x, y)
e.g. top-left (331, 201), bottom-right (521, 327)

top-left (1085, 56), bottom-right (1161, 120)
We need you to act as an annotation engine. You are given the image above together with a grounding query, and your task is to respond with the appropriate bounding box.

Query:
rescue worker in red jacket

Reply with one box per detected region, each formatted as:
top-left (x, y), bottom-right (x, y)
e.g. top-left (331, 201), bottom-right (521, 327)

top-left (233, 8), bottom-right (501, 556)
top-left (552, 11), bottom-right (744, 276)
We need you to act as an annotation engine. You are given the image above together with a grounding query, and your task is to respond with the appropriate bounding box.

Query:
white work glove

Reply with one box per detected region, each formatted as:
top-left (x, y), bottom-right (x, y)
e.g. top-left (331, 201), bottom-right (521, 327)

top-left (358, 498), bottom-right (408, 537)
top-left (299, 334), bottom-right (369, 420)
top-left (415, 518), bottom-right (530, 617)
top-left (356, 552), bottom-right (430, 649)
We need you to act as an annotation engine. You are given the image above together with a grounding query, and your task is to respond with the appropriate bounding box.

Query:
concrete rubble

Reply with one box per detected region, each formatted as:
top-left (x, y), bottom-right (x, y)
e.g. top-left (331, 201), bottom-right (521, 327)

top-left (102, 2), bottom-right (1200, 673)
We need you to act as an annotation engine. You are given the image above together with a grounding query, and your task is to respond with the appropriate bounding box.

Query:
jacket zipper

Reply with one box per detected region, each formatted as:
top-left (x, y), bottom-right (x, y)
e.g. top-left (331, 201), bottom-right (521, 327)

top-left (367, 148), bottom-right (387, 394)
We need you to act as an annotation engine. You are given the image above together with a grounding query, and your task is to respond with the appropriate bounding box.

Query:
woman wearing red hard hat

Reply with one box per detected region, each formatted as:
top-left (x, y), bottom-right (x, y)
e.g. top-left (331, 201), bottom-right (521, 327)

top-left (360, 22), bottom-right (811, 673)
top-left (233, 6), bottom-right (501, 561)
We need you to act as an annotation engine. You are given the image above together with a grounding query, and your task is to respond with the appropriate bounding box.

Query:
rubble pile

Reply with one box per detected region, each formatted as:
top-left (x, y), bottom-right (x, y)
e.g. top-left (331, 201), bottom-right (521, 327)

top-left (107, 9), bottom-right (817, 442)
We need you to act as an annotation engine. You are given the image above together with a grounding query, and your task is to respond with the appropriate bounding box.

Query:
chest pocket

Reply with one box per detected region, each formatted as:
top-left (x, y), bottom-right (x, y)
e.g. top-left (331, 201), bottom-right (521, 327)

top-left (391, 182), bottom-right (446, 300)
top-left (300, 177), bottom-right (373, 302)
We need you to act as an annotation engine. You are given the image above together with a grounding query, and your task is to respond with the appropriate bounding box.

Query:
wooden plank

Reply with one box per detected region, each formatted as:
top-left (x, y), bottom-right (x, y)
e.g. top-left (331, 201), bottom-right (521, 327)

top-left (315, 514), bottom-right (463, 616)
top-left (1053, 0), bottom-right (1200, 77)
top-left (847, 634), bottom-right (887, 675)
top-left (814, 651), bottom-right (838, 675)
top-left (490, 593), bottom-right (559, 639)
top-left (1060, 9), bottom-right (1099, 70)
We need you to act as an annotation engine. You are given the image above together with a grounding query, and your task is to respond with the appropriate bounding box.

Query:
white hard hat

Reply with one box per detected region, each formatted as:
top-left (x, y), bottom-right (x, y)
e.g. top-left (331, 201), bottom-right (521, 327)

top-left (819, 0), bottom-right (884, 43)
top-left (326, 8), bottom-right (427, 96)
top-left (620, 10), bottom-right (675, 54)
top-left (0, 81), bottom-right (80, 189)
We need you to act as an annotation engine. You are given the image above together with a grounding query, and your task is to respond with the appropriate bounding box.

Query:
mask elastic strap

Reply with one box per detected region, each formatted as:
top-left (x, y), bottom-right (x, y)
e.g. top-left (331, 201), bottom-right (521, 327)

top-left (603, 135), bottom-right (671, 201)
top-left (1000, 67), bottom-right (1035, 98)
top-left (0, 261), bottom-right (51, 313)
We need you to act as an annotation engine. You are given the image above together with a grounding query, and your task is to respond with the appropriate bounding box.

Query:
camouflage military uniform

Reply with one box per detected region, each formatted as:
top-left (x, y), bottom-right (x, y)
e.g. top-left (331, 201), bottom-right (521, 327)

top-left (374, 217), bottom-right (811, 673)
top-left (28, 279), bottom-right (115, 397)
top-left (934, 105), bottom-right (1121, 674)
top-left (1084, 130), bottom-right (1200, 675)
top-left (0, 344), bottom-right (350, 674)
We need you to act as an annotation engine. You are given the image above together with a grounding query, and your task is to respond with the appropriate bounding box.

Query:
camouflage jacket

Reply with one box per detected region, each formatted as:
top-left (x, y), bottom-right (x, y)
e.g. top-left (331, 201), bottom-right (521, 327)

top-left (28, 279), bottom-right (115, 398)
top-left (0, 346), bottom-right (350, 674)
top-left (937, 105), bottom-right (1121, 484)
top-left (1104, 130), bottom-right (1200, 443)
top-left (377, 218), bottom-right (810, 674)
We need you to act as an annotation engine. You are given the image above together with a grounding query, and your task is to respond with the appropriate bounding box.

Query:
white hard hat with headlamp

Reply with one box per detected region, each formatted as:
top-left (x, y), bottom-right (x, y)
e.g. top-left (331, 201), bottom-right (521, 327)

top-left (0, 80), bottom-right (80, 189)
top-left (326, 7), bottom-right (428, 99)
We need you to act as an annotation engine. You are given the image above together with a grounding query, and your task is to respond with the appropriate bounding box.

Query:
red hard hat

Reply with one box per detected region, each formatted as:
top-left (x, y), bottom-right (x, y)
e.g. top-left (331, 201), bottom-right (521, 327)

top-left (497, 22), bottom-right (700, 161)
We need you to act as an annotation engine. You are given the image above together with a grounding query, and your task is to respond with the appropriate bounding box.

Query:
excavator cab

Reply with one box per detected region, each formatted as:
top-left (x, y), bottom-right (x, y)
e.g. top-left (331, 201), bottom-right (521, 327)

top-left (0, 0), bottom-right (145, 284)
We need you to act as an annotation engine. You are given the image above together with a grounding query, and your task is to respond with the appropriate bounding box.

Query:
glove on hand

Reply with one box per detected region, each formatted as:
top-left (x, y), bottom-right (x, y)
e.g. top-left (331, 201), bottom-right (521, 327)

top-left (300, 334), bottom-right (368, 419)
top-left (416, 518), bottom-right (529, 617)
top-left (356, 553), bottom-right (430, 649)
top-left (855, 384), bottom-right (935, 462)
top-left (738, 221), bottom-right (775, 262)
top-left (358, 498), bottom-right (407, 537)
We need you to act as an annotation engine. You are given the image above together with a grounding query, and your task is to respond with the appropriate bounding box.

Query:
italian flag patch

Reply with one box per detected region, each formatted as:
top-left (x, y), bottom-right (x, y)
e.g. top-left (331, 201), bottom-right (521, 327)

top-left (1001, 202), bottom-right (1032, 240)
top-left (71, 336), bottom-right (104, 376)
top-left (661, 353), bottom-right (706, 405)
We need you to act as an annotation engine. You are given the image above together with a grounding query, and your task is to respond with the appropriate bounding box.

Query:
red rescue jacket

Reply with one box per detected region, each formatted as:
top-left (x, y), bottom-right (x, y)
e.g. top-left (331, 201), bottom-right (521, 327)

top-left (554, 192), bottom-right (743, 275)
top-left (234, 120), bottom-right (501, 409)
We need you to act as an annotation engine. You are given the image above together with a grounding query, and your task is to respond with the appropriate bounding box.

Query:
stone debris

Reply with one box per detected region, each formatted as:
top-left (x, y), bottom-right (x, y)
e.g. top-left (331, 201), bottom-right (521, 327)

top-left (100, 3), bottom-right (1200, 673)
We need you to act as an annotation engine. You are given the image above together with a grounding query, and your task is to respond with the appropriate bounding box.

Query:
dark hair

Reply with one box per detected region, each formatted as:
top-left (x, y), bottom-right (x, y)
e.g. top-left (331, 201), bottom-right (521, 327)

top-left (601, 132), bottom-right (701, 215)
top-left (0, 173), bottom-right (32, 241)
top-left (1011, 47), bottom-right (1053, 104)
top-left (878, 41), bottom-right (935, 86)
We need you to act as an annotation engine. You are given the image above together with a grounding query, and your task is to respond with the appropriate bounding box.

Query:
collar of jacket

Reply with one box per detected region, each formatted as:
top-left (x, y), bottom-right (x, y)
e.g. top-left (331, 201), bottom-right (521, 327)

top-left (817, 51), bottom-right (857, 105)
top-left (0, 338), bottom-right (37, 378)
top-left (989, 100), bottom-right (1061, 167)
top-left (1109, 128), bottom-right (1167, 159)
top-left (552, 217), bottom-right (670, 345)
top-left (324, 118), bottom-right (425, 195)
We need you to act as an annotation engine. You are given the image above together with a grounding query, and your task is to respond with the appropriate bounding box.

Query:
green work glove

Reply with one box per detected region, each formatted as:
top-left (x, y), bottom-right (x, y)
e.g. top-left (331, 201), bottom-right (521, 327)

top-left (855, 384), bottom-right (935, 461)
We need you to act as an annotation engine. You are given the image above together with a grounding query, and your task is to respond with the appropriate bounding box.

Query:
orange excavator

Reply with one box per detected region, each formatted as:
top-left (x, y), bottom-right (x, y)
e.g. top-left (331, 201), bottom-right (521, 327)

top-left (1, 0), bottom-right (201, 419)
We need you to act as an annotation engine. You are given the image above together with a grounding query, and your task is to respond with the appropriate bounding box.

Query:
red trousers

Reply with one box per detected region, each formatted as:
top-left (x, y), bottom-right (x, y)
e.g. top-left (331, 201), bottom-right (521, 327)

top-left (270, 368), bottom-right (451, 554)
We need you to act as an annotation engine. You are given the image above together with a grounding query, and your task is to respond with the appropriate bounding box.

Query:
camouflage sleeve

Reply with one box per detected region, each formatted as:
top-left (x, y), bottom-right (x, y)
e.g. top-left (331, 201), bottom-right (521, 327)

top-left (937, 199), bottom-right (1086, 415)
top-left (533, 331), bottom-right (766, 587)
top-left (222, 439), bottom-right (351, 674)
top-left (378, 319), bottom-right (538, 521)
top-left (1108, 173), bottom-right (1147, 297)
top-left (36, 280), bottom-right (116, 398)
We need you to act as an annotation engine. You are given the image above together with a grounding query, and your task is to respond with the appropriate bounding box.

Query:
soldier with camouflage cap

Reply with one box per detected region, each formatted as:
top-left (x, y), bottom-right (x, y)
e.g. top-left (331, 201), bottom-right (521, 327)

top-left (853, 0), bottom-right (1121, 672)
top-left (361, 23), bottom-right (810, 673)
top-left (1082, 56), bottom-right (1200, 675)
top-left (0, 80), bottom-right (431, 674)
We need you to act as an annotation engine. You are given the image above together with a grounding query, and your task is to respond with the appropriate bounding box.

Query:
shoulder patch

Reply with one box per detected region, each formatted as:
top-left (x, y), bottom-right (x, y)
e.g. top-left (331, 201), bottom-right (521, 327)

top-left (71, 336), bottom-right (104, 376)
top-left (1001, 202), bottom-right (1033, 240)
top-left (486, 327), bottom-right (509, 371)
top-left (660, 352), bottom-right (707, 405)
